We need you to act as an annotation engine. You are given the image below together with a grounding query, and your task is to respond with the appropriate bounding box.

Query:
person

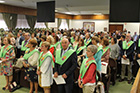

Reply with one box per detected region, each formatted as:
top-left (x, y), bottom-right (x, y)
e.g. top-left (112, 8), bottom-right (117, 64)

top-left (16, 33), bottom-right (22, 58)
top-left (101, 38), bottom-right (110, 63)
top-left (37, 42), bottom-right (53, 93)
top-left (133, 32), bottom-right (138, 43)
top-left (53, 35), bottom-right (61, 57)
top-left (78, 45), bottom-right (97, 93)
top-left (92, 36), bottom-right (103, 73)
top-left (22, 39), bottom-right (39, 93)
top-left (119, 33), bottom-right (134, 84)
top-left (31, 33), bottom-right (37, 41)
top-left (0, 37), bottom-right (15, 90)
top-left (75, 38), bottom-right (86, 66)
top-left (21, 32), bottom-right (30, 56)
top-left (46, 35), bottom-right (55, 55)
top-left (73, 36), bottom-right (80, 48)
top-left (39, 35), bottom-right (46, 47)
top-left (54, 38), bottom-right (77, 93)
top-left (84, 33), bottom-right (92, 47)
top-left (109, 37), bottom-right (120, 60)
top-left (70, 31), bottom-right (76, 44)
top-left (8, 33), bottom-right (16, 46)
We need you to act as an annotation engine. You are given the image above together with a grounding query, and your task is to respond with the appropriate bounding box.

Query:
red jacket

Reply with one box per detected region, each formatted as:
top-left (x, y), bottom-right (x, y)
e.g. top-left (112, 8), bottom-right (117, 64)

top-left (79, 63), bottom-right (96, 84)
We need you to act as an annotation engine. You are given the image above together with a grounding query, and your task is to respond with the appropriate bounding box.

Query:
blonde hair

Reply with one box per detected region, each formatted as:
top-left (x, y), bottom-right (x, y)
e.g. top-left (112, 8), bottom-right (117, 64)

top-left (42, 41), bottom-right (50, 50)
top-left (8, 33), bottom-right (14, 37)
top-left (47, 35), bottom-right (54, 45)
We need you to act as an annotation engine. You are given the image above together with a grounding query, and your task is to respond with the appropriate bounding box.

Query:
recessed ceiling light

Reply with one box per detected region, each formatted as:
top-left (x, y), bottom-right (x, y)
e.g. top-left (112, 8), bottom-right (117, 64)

top-left (0, 0), bottom-right (5, 3)
top-left (93, 13), bottom-right (102, 15)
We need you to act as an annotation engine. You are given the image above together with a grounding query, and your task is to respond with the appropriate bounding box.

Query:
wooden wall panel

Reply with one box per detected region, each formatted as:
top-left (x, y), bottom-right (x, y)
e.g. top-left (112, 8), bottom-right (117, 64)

top-left (72, 15), bottom-right (109, 20)
top-left (0, 4), bottom-right (36, 16)
top-left (0, 4), bottom-right (109, 20)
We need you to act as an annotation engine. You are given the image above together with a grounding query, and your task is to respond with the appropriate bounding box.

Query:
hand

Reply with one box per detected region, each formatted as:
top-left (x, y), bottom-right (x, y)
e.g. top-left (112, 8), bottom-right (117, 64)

top-left (54, 72), bottom-right (58, 78)
top-left (1, 58), bottom-right (7, 62)
top-left (22, 62), bottom-right (27, 67)
top-left (123, 55), bottom-right (127, 60)
top-left (62, 73), bottom-right (67, 79)
top-left (37, 70), bottom-right (41, 75)
top-left (138, 54), bottom-right (140, 58)
top-left (78, 80), bottom-right (81, 88)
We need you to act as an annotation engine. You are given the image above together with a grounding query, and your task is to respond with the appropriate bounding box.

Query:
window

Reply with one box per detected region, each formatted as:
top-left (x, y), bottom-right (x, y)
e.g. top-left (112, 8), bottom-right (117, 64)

top-left (59, 19), bottom-right (68, 30)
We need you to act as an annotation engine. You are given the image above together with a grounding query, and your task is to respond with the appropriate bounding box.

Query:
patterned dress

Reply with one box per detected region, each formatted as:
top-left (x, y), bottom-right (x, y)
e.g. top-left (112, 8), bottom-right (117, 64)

top-left (0, 47), bottom-right (15, 76)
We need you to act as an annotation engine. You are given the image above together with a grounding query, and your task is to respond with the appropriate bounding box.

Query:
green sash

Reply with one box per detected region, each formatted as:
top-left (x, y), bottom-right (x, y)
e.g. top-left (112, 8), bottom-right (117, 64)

top-left (39, 42), bottom-right (43, 47)
top-left (102, 46), bottom-right (110, 56)
top-left (84, 39), bottom-right (91, 46)
top-left (21, 40), bottom-right (28, 51)
top-left (38, 52), bottom-right (54, 67)
top-left (139, 39), bottom-right (140, 47)
top-left (97, 46), bottom-right (103, 53)
top-left (69, 43), bottom-right (74, 49)
top-left (80, 58), bottom-right (97, 79)
top-left (76, 46), bottom-right (86, 55)
top-left (23, 49), bottom-right (39, 60)
top-left (50, 45), bottom-right (54, 49)
top-left (71, 37), bottom-right (75, 44)
top-left (123, 41), bottom-right (134, 50)
top-left (74, 45), bottom-right (78, 51)
top-left (56, 49), bottom-right (74, 65)
top-left (0, 45), bottom-right (13, 58)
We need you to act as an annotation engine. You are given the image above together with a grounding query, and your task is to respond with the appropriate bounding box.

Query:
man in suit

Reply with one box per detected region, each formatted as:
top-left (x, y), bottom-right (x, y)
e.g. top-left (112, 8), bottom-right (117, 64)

top-left (54, 38), bottom-right (77, 93)
top-left (119, 33), bottom-right (134, 84)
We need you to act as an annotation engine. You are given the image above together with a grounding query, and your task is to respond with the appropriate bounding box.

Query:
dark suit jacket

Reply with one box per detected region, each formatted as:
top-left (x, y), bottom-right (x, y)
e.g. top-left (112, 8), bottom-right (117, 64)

top-left (121, 41), bottom-right (134, 62)
top-left (136, 39), bottom-right (140, 60)
top-left (54, 48), bottom-right (77, 84)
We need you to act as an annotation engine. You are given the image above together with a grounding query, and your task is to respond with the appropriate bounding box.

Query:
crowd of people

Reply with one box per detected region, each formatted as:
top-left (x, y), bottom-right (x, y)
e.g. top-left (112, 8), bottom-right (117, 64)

top-left (0, 28), bottom-right (139, 93)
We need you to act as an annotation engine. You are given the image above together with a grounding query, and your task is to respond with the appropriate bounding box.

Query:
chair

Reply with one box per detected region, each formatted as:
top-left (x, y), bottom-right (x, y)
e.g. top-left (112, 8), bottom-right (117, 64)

top-left (109, 57), bottom-right (117, 85)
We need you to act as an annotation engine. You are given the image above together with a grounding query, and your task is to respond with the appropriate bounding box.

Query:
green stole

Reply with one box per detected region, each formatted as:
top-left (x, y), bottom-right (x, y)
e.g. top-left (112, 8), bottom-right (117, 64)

top-left (71, 37), bottom-right (75, 44)
top-left (123, 41), bottom-right (134, 50)
top-left (0, 45), bottom-right (13, 58)
top-left (38, 52), bottom-right (54, 67)
top-left (76, 46), bottom-right (86, 55)
top-left (80, 58), bottom-right (97, 79)
top-left (55, 49), bottom-right (74, 65)
top-left (102, 46), bottom-right (110, 56)
top-left (74, 45), bottom-right (78, 51)
top-left (69, 43), bottom-right (73, 49)
top-left (23, 49), bottom-right (39, 60)
top-left (50, 45), bottom-right (54, 49)
top-left (39, 42), bottom-right (43, 47)
top-left (84, 39), bottom-right (91, 46)
top-left (21, 40), bottom-right (28, 51)
top-left (139, 39), bottom-right (140, 47)
top-left (97, 46), bottom-right (103, 53)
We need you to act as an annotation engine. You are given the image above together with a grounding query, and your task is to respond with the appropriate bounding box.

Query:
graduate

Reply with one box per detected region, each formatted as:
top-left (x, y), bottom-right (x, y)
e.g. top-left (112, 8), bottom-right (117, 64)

top-left (21, 33), bottom-right (30, 56)
top-left (54, 38), bottom-right (77, 93)
top-left (78, 45), bottom-right (97, 93)
top-left (84, 33), bottom-right (92, 47)
top-left (119, 33), bottom-right (134, 84)
top-left (37, 42), bottom-right (53, 93)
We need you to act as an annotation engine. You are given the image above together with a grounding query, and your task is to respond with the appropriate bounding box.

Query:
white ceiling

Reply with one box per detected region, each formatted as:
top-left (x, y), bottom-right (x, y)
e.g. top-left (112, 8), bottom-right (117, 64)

top-left (2, 0), bottom-right (109, 15)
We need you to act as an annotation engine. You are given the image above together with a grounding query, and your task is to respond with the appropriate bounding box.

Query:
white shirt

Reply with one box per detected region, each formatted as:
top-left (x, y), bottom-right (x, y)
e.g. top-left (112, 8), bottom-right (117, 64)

top-left (62, 47), bottom-right (69, 56)
top-left (16, 36), bottom-right (21, 49)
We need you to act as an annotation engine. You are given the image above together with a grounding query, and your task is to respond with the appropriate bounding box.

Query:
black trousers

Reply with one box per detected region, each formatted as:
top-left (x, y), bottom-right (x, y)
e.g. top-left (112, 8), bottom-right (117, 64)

top-left (58, 83), bottom-right (73, 93)
top-left (16, 48), bottom-right (21, 58)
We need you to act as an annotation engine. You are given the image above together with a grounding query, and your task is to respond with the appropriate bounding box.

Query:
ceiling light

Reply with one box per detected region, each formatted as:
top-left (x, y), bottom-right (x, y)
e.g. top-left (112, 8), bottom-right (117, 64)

top-left (93, 13), bottom-right (102, 15)
top-left (0, 0), bottom-right (5, 3)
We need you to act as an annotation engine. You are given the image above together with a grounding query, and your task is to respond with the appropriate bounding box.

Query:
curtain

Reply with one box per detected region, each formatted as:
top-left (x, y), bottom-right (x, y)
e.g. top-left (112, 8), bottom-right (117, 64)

top-left (57, 18), bottom-right (62, 29)
top-left (25, 15), bottom-right (36, 29)
top-left (2, 13), bottom-right (17, 30)
top-left (66, 19), bottom-right (69, 28)
top-left (44, 22), bottom-right (49, 29)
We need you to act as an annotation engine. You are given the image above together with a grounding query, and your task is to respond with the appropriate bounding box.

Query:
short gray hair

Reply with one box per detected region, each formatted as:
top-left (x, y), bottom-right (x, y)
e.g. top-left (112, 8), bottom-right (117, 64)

top-left (87, 45), bottom-right (97, 54)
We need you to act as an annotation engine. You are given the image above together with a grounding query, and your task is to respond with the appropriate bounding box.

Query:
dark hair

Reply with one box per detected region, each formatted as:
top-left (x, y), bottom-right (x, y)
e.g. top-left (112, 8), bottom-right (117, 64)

top-left (103, 38), bottom-right (109, 46)
top-left (54, 35), bottom-right (59, 42)
top-left (4, 37), bottom-right (11, 44)
top-left (41, 35), bottom-right (47, 41)
top-left (79, 38), bottom-right (84, 46)
top-left (113, 37), bottom-right (117, 44)
top-left (29, 39), bottom-right (38, 47)
top-left (92, 36), bottom-right (99, 43)
top-left (121, 35), bottom-right (125, 39)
